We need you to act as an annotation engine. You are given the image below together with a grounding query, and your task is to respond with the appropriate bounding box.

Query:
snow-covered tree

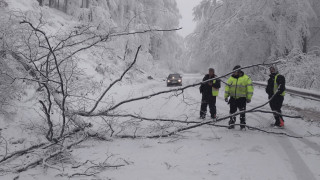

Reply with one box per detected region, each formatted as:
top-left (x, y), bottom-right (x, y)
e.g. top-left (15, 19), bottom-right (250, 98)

top-left (186, 0), bottom-right (315, 74)
top-left (308, 0), bottom-right (320, 53)
top-left (0, 9), bottom-right (27, 115)
top-left (40, 0), bottom-right (184, 71)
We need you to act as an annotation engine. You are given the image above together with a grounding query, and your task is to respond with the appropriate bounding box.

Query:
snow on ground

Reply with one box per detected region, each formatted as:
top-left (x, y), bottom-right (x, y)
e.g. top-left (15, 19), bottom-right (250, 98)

top-left (1, 75), bottom-right (320, 180)
top-left (254, 81), bottom-right (320, 112)
top-left (1, 74), bottom-right (320, 180)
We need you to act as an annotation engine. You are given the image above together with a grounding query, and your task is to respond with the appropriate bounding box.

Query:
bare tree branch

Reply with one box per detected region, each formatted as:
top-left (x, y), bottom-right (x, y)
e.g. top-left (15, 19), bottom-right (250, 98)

top-left (57, 27), bottom-right (182, 67)
top-left (147, 90), bottom-right (281, 138)
top-left (79, 61), bottom-right (281, 116)
top-left (0, 136), bottom-right (8, 161)
top-left (111, 90), bottom-right (303, 139)
top-left (39, 99), bottom-right (53, 141)
top-left (110, 27), bottom-right (182, 37)
top-left (209, 124), bottom-right (303, 139)
top-left (0, 143), bottom-right (46, 164)
top-left (86, 45), bottom-right (142, 115)
top-left (20, 20), bottom-right (68, 138)
top-left (101, 109), bottom-right (302, 125)
top-left (251, 110), bottom-right (303, 119)
top-left (16, 134), bottom-right (87, 173)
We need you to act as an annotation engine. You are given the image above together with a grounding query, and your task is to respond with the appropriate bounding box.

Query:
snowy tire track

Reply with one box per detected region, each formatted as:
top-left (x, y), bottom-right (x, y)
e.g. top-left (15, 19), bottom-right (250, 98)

top-left (276, 136), bottom-right (317, 180)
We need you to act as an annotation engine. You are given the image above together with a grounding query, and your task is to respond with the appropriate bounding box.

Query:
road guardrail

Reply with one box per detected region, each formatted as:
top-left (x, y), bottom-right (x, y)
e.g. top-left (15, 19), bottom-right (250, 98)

top-left (253, 81), bottom-right (320, 102)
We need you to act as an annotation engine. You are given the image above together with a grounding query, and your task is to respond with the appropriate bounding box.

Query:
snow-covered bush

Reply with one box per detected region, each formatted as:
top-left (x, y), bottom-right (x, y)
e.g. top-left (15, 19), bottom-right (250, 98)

top-left (278, 54), bottom-right (320, 91)
top-left (307, 0), bottom-right (320, 51)
top-left (0, 55), bottom-right (25, 115)
top-left (0, 10), bottom-right (27, 115)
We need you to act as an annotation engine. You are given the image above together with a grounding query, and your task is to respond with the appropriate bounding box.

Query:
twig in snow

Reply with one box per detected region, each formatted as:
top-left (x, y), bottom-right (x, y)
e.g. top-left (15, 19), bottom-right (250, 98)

top-left (16, 134), bottom-right (87, 173)
top-left (0, 143), bottom-right (46, 164)
top-left (68, 156), bottom-right (125, 178)
top-left (0, 136), bottom-right (8, 161)
top-left (209, 124), bottom-right (303, 139)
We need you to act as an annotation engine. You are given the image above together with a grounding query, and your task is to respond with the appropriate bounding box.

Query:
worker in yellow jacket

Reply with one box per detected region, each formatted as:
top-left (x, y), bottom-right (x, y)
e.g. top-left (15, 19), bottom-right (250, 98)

top-left (224, 65), bottom-right (254, 130)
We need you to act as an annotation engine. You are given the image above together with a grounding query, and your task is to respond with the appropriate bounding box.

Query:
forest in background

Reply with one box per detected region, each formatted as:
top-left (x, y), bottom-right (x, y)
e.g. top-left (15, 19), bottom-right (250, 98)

top-left (185, 0), bottom-right (320, 90)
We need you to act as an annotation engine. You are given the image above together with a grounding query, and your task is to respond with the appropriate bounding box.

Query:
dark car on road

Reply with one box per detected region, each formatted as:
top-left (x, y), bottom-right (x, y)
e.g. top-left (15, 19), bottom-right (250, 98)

top-left (167, 74), bottom-right (182, 86)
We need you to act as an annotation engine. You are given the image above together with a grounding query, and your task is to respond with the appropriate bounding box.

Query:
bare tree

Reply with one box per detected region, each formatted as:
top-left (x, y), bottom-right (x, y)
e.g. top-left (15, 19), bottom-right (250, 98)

top-left (1, 11), bottom-right (181, 143)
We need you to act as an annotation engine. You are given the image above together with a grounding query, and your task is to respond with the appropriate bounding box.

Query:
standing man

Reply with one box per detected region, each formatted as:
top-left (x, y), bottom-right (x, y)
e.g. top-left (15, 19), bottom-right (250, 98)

top-left (266, 65), bottom-right (286, 128)
top-left (224, 65), bottom-right (254, 130)
top-left (200, 68), bottom-right (221, 119)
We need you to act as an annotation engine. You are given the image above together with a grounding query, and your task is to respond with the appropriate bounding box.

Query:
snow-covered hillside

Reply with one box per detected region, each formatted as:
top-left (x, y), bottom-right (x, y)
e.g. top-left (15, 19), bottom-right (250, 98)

top-left (41, 0), bottom-right (185, 69)
top-left (0, 0), bottom-right (184, 115)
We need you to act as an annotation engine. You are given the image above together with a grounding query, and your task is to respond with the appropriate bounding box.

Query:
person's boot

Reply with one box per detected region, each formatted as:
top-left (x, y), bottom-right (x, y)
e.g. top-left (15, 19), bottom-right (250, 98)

top-left (274, 116), bottom-right (282, 128)
top-left (200, 110), bottom-right (206, 120)
top-left (228, 117), bottom-right (235, 129)
top-left (240, 123), bottom-right (246, 130)
top-left (279, 117), bottom-right (285, 127)
top-left (240, 119), bottom-right (246, 130)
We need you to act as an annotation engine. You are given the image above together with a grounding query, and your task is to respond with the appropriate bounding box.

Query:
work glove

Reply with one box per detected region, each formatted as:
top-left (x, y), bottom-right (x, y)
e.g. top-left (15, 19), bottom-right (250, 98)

top-left (247, 99), bottom-right (251, 103)
top-left (225, 98), bottom-right (229, 103)
top-left (275, 90), bottom-right (282, 96)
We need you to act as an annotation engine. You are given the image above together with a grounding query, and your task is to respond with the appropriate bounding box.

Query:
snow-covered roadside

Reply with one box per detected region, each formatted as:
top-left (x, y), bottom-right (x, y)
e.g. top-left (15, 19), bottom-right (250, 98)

top-left (253, 81), bottom-right (320, 122)
top-left (254, 81), bottom-right (320, 110)
top-left (1, 74), bottom-right (320, 180)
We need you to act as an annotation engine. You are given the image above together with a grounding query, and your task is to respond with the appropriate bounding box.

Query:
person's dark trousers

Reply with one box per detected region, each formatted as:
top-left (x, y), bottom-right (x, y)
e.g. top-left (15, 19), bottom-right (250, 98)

top-left (229, 97), bottom-right (247, 128)
top-left (269, 95), bottom-right (284, 126)
top-left (200, 95), bottom-right (217, 118)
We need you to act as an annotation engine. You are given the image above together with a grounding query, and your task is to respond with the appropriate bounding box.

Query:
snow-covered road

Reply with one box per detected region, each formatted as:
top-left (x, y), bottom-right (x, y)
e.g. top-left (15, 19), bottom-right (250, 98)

top-left (72, 74), bottom-right (320, 180)
top-left (2, 74), bottom-right (320, 180)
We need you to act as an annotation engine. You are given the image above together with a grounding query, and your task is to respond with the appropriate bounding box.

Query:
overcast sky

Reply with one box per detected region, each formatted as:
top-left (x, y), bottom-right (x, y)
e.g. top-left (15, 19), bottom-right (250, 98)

top-left (176, 0), bottom-right (202, 37)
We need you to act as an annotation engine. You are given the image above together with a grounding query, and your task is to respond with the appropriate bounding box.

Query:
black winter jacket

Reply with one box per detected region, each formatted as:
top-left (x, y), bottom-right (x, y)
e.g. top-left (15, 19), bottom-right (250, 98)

top-left (266, 73), bottom-right (286, 97)
top-left (200, 74), bottom-right (221, 96)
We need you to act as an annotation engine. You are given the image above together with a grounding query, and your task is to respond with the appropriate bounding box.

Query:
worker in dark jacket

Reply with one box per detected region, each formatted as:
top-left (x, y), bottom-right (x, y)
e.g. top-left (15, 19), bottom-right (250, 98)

top-left (266, 65), bottom-right (286, 128)
top-left (200, 68), bottom-right (221, 119)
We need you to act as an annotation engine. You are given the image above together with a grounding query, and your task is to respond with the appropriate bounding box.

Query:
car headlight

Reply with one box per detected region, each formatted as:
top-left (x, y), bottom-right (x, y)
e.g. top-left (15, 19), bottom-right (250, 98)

top-left (167, 80), bottom-right (170, 82)
top-left (178, 79), bottom-right (181, 82)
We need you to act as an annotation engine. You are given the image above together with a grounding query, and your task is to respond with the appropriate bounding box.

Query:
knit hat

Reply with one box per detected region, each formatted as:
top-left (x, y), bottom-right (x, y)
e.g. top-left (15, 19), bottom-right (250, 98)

top-left (269, 65), bottom-right (279, 73)
top-left (233, 65), bottom-right (241, 71)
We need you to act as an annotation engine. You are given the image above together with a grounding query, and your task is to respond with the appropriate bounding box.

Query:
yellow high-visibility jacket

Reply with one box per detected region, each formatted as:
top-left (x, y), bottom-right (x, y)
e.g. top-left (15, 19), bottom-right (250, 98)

top-left (274, 74), bottom-right (286, 96)
top-left (224, 74), bottom-right (254, 100)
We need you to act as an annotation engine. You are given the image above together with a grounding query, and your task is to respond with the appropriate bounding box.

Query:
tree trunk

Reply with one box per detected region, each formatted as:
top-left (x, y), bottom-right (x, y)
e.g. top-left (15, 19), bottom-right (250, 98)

top-left (49, 0), bottom-right (53, 7)
top-left (57, 0), bottom-right (59, 9)
top-left (64, 0), bottom-right (68, 13)
top-left (303, 36), bottom-right (307, 53)
top-left (37, 0), bottom-right (43, 6)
